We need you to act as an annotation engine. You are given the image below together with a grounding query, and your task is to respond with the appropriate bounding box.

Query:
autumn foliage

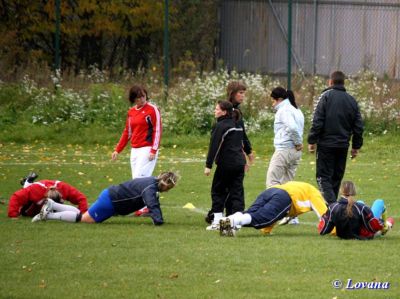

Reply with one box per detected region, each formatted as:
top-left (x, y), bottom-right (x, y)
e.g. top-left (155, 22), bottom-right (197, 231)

top-left (0, 0), bottom-right (218, 80)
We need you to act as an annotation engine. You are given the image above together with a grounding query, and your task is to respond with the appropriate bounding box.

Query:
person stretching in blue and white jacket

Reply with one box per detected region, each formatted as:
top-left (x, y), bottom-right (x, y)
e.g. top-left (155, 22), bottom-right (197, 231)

top-left (32, 172), bottom-right (178, 225)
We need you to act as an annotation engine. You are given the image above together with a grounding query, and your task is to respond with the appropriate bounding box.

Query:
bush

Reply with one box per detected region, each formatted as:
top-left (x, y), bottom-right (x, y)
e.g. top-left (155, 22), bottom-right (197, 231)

top-left (0, 69), bottom-right (399, 143)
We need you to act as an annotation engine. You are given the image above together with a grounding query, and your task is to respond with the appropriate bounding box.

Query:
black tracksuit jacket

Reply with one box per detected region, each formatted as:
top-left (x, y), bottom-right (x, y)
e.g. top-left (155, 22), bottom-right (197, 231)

top-left (308, 85), bottom-right (364, 149)
top-left (206, 115), bottom-right (246, 169)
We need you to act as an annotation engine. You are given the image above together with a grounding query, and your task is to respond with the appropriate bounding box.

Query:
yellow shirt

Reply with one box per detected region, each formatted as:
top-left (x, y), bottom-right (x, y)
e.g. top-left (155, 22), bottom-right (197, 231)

top-left (272, 181), bottom-right (327, 218)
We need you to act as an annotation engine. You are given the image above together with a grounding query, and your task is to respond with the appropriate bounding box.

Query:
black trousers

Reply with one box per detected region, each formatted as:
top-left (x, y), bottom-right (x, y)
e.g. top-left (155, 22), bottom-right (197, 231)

top-left (316, 146), bottom-right (348, 204)
top-left (210, 164), bottom-right (245, 216)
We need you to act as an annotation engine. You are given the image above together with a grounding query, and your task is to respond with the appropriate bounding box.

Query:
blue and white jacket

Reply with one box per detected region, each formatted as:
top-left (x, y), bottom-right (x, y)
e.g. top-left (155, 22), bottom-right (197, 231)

top-left (108, 176), bottom-right (163, 225)
top-left (273, 99), bottom-right (304, 150)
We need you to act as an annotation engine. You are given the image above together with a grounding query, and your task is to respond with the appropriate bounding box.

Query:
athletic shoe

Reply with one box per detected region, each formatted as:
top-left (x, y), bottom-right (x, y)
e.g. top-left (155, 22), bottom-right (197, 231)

top-left (206, 223), bottom-right (220, 231)
top-left (134, 207), bottom-right (150, 217)
top-left (20, 171), bottom-right (39, 186)
top-left (40, 198), bottom-right (54, 220)
top-left (219, 218), bottom-right (236, 237)
top-left (288, 217), bottom-right (300, 225)
top-left (205, 211), bottom-right (214, 224)
top-left (278, 216), bottom-right (291, 226)
top-left (31, 213), bottom-right (42, 223)
top-left (382, 217), bottom-right (394, 235)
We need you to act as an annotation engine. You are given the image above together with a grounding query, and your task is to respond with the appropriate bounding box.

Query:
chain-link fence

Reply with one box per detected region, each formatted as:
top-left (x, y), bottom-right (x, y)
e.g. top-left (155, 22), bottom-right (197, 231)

top-left (219, 0), bottom-right (400, 78)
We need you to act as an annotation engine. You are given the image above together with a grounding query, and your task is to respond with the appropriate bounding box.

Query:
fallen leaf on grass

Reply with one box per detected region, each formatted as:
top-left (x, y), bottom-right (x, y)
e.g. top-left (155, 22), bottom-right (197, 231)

top-left (39, 280), bottom-right (46, 288)
top-left (169, 273), bottom-right (179, 279)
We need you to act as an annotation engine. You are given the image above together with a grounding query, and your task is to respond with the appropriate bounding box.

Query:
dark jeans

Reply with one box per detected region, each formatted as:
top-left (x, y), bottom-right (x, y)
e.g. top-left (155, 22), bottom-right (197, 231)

top-left (316, 146), bottom-right (348, 204)
top-left (211, 164), bottom-right (245, 215)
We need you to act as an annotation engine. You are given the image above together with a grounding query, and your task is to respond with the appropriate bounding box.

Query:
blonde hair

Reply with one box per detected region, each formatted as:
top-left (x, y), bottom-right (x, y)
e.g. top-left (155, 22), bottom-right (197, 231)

top-left (46, 186), bottom-right (62, 203)
top-left (340, 181), bottom-right (357, 217)
top-left (157, 172), bottom-right (179, 190)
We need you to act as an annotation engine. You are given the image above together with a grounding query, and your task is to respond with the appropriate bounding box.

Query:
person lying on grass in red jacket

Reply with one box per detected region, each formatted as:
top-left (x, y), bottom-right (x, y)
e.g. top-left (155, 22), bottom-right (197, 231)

top-left (8, 172), bottom-right (88, 218)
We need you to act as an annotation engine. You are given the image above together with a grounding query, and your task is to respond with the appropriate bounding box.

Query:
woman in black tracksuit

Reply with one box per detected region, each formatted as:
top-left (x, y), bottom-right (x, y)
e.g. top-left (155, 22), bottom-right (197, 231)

top-left (204, 100), bottom-right (247, 230)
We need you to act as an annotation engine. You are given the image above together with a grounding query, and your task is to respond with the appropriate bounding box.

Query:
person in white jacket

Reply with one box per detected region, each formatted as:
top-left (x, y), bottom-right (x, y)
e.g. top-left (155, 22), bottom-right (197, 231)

top-left (266, 87), bottom-right (304, 225)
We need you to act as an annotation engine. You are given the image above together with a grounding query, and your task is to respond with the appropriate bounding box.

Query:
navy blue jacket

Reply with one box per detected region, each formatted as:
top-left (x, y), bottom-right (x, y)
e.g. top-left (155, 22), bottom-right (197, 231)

top-left (108, 177), bottom-right (163, 225)
top-left (308, 85), bottom-right (363, 149)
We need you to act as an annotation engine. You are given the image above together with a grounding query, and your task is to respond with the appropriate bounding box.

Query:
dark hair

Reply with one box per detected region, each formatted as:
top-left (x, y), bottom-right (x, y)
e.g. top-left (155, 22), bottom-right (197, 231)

top-left (217, 100), bottom-right (241, 121)
top-left (129, 85), bottom-right (148, 104)
top-left (226, 81), bottom-right (247, 103)
top-left (270, 87), bottom-right (298, 109)
top-left (330, 71), bottom-right (345, 85)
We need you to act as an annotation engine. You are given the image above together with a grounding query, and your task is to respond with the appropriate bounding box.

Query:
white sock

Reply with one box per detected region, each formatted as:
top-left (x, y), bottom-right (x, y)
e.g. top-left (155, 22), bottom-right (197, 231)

top-left (52, 202), bottom-right (80, 213)
top-left (213, 212), bottom-right (223, 225)
top-left (231, 212), bottom-right (251, 226)
top-left (47, 211), bottom-right (80, 222)
top-left (23, 182), bottom-right (33, 188)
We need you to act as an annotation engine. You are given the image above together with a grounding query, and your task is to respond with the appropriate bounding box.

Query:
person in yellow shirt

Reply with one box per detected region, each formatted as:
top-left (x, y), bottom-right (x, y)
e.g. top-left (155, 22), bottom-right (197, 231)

top-left (219, 181), bottom-right (327, 236)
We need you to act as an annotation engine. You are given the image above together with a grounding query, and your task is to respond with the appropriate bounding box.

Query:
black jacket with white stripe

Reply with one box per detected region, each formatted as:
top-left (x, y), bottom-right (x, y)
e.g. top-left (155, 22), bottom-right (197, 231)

top-left (206, 115), bottom-right (246, 169)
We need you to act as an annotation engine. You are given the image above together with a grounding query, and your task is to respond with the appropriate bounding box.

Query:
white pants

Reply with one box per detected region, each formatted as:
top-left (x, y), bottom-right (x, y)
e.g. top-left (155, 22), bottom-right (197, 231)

top-left (266, 148), bottom-right (302, 187)
top-left (130, 146), bottom-right (158, 179)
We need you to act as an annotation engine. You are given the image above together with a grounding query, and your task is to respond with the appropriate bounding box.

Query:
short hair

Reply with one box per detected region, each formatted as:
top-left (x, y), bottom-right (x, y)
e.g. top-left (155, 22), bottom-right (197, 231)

top-left (129, 85), bottom-right (148, 104)
top-left (330, 71), bottom-right (346, 85)
top-left (226, 81), bottom-right (247, 103)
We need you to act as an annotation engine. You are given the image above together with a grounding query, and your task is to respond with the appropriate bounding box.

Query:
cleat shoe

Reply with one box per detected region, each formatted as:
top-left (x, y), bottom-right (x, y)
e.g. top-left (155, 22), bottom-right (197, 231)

top-left (134, 207), bottom-right (150, 217)
top-left (288, 217), bottom-right (300, 225)
top-left (278, 216), bottom-right (291, 226)
top-left (206, 223), bottom-right (220, 231)
top-left (20, 171), bottom-right (39, 186)
top-left (382, 217), bottom-right (394, 235)
top-left (219, 218), bottom-right (236, 237)
top-left (39, 198), bottom-right (54, 220)
top-left (31, 213), bottom-right (42, 223)
top-left (205, 211), bottom-right (214, 224)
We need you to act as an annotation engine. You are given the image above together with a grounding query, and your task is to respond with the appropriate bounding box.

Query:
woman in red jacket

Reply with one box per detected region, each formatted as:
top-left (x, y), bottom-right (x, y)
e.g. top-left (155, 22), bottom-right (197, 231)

top-left (112, 85), bottom-right (162, 179)
top-left (8, 180), bottom-right (88, 218)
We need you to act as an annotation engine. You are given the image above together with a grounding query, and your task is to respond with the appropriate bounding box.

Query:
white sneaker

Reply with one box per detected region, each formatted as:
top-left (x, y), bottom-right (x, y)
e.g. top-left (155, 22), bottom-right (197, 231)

top-left (278, 216), bottom-right (291, 226)
top-left (206, 223), bottom-right (220, 231)
top-left (31, 214), bottom-right (42, 223)
top-left (288, 217), bottom-right (300, 225)
top-left (40, 198), bottom-right (54, 220)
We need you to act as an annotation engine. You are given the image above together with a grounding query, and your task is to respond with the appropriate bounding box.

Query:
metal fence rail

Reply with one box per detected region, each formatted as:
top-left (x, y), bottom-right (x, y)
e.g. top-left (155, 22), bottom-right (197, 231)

top-left (219, 0), bottom-right (400, 78)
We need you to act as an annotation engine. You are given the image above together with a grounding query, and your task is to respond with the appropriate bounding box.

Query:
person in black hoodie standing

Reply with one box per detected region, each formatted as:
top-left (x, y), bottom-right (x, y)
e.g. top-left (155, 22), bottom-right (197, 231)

top-left (308, 71), bottom-right (364, 204)
top-left (204, 100), bottom-right (246, 230)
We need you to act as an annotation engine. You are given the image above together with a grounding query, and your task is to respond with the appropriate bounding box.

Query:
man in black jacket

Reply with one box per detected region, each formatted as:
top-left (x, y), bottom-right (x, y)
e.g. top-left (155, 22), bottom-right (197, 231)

top-left (307, 71), bottom-right (364, 204)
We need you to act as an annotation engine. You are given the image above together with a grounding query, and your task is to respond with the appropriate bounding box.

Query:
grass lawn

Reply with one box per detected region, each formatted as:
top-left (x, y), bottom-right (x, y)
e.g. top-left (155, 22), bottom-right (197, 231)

top-left (0, 134), bottom-right (399, 298)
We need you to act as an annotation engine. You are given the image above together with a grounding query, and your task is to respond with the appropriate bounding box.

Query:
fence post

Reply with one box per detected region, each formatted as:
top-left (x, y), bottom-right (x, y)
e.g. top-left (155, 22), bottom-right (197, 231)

top-left (163, 0), bottom-right (170, 101)
top-left (287, 0), bottom-right (292, 90)
top-left (55, 0), bottom-right (61, 72)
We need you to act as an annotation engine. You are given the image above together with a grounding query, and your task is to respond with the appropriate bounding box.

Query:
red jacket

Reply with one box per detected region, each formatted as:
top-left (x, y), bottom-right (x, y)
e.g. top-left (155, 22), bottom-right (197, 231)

top-left (115, 102), bottom-right (162, 154)
top-left (8, 180), bottom-right (88, 218)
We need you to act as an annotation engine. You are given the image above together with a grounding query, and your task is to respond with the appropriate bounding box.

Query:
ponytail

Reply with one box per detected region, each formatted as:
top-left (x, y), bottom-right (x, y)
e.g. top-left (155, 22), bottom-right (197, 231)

top-left (271, 87), bottom-right (298, 109)
top-left (341, 181), bottom-right (357, 217)
top-left (217, 100), bottom-right (242, 122)
top-left (286, 90), bottom-right (298, 109)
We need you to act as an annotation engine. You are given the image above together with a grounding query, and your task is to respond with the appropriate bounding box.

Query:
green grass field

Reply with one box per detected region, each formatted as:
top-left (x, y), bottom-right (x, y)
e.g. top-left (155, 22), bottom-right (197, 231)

top-left (0, 134), bottom-right (399, 298)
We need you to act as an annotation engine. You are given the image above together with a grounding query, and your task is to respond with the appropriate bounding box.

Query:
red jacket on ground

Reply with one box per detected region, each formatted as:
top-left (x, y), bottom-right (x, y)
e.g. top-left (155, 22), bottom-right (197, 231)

top-left (8, 180), bottom-right (88, 218)
top-left (115, 102), bottom-right (162, 154)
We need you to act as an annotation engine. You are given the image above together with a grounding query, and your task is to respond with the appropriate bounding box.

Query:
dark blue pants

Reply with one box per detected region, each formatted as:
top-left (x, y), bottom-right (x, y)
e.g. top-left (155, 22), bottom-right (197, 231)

top-left (246, 188), bottom-right (292, 229)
